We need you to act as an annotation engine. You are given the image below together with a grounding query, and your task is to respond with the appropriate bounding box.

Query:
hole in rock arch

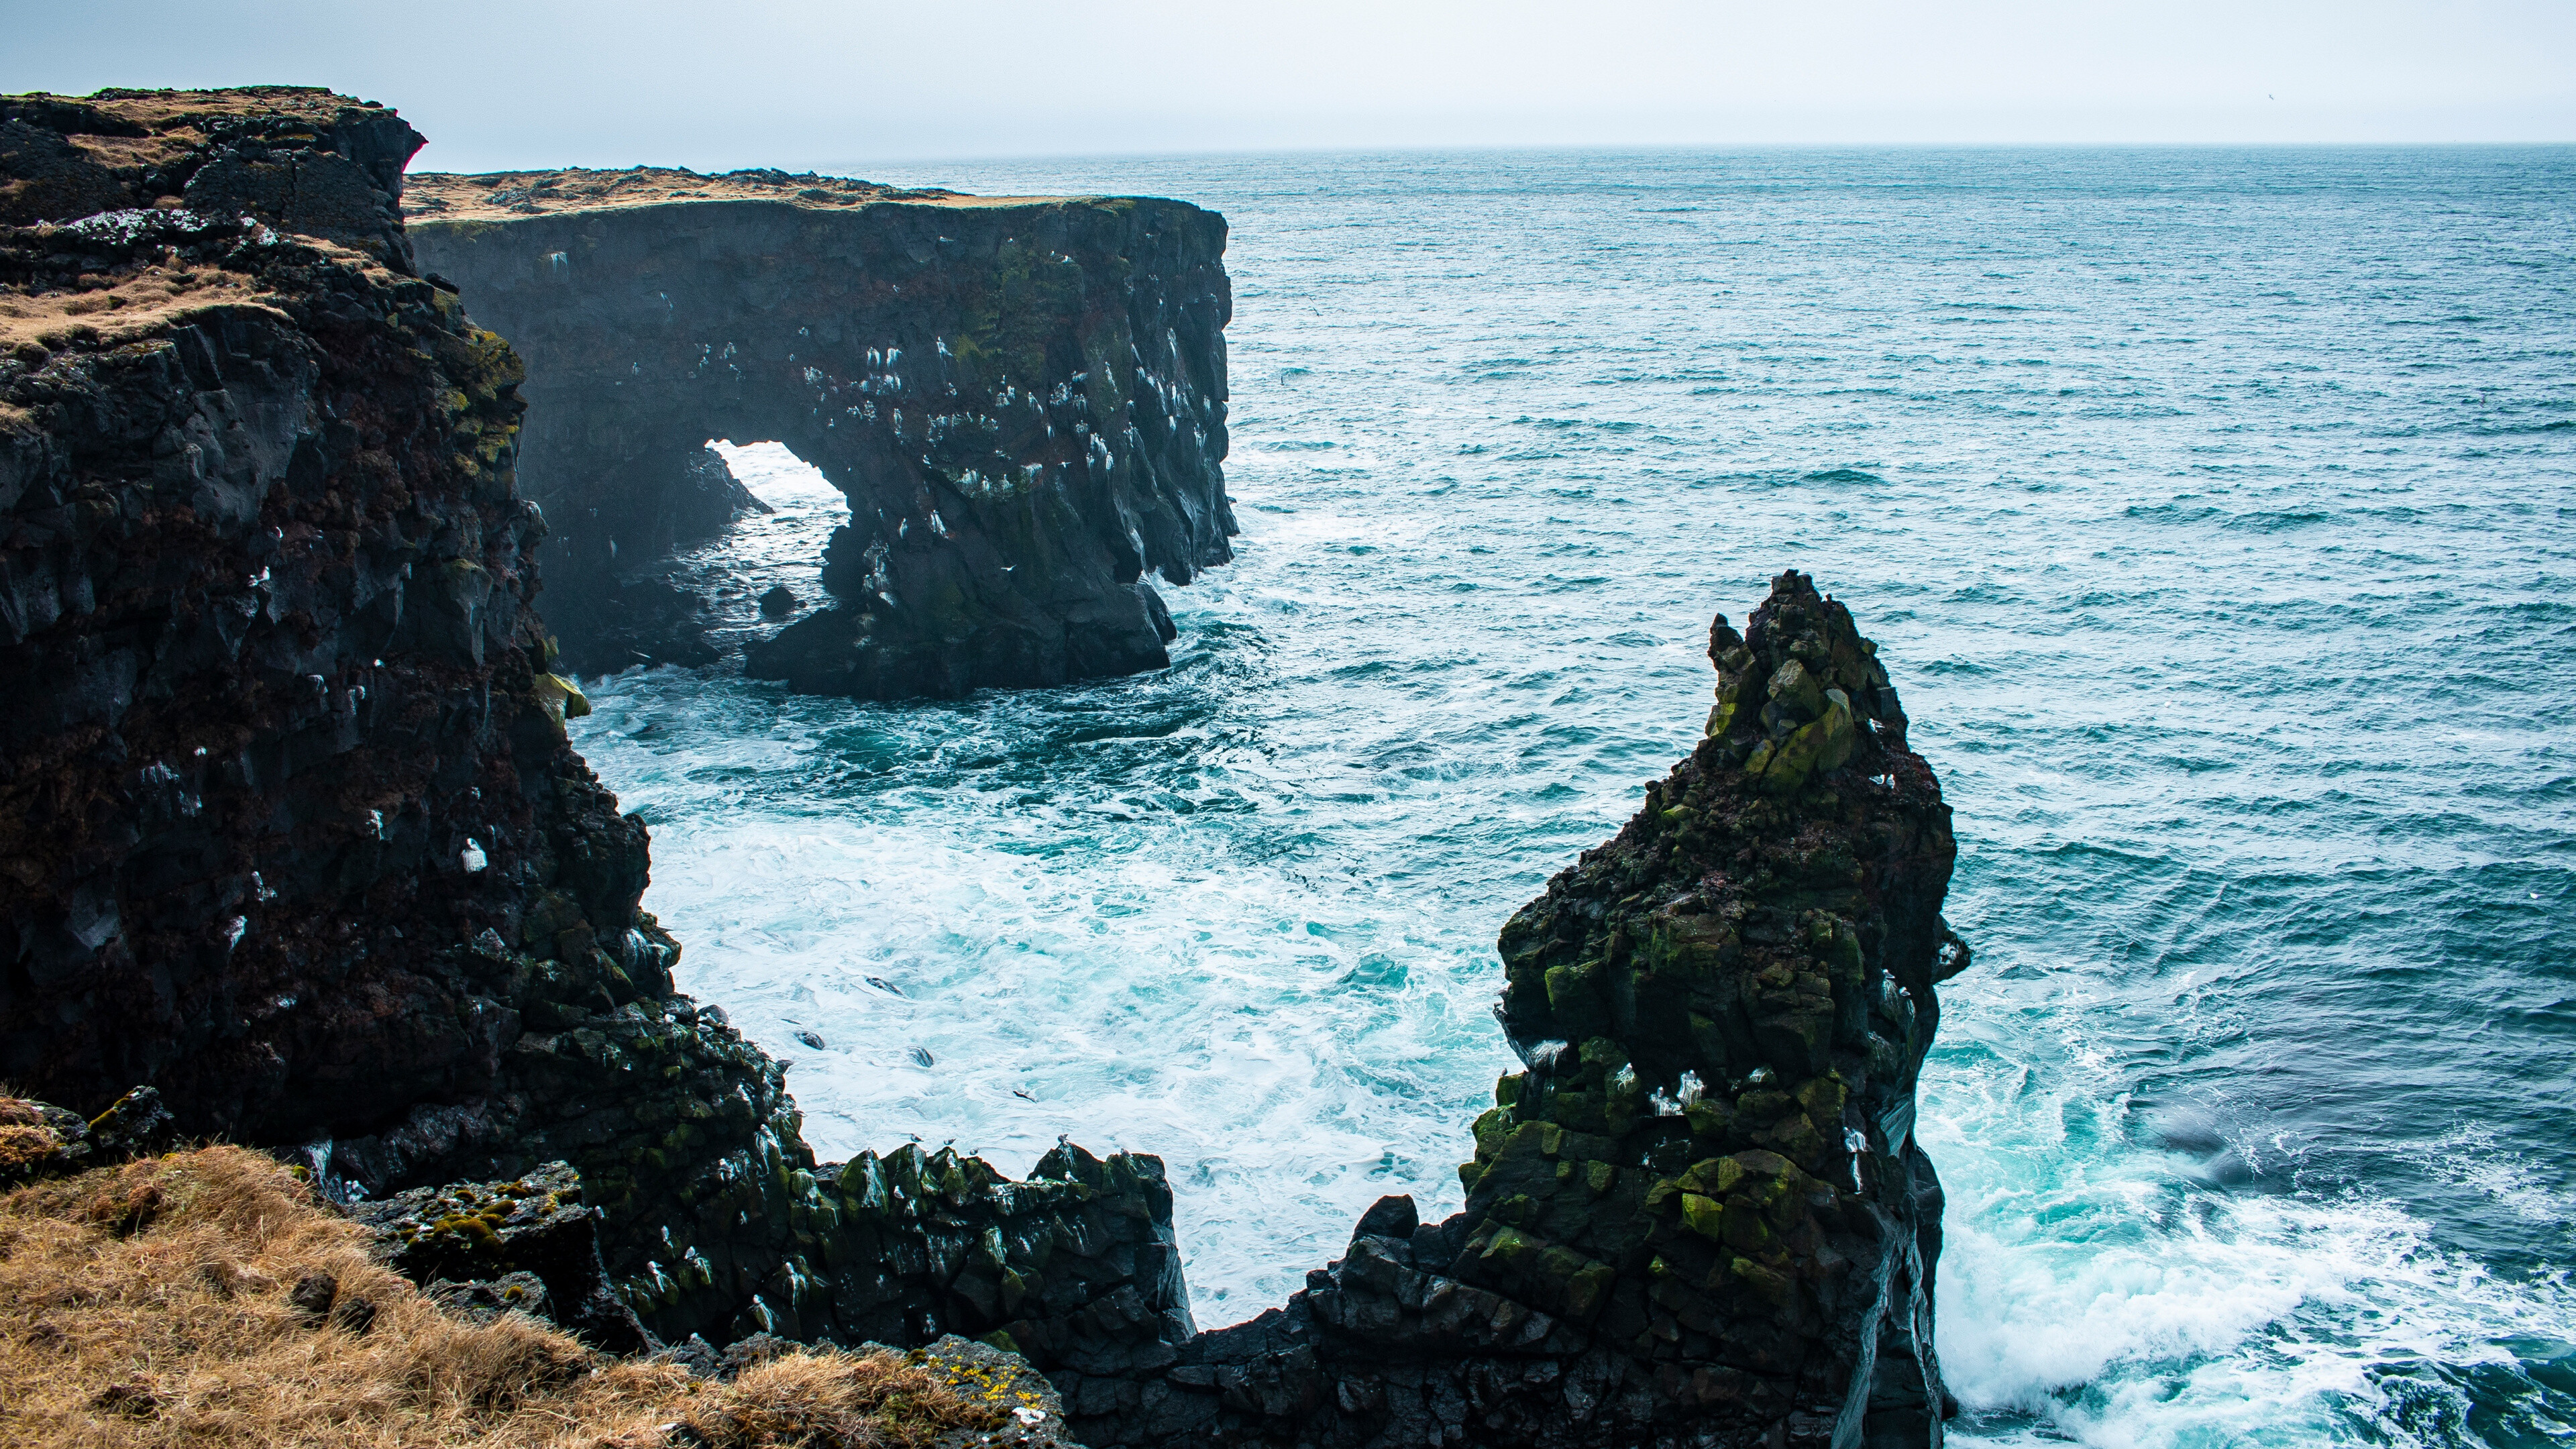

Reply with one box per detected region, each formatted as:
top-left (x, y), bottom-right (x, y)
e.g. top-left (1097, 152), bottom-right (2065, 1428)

top-left (577, 439), bottom-right (849, 673)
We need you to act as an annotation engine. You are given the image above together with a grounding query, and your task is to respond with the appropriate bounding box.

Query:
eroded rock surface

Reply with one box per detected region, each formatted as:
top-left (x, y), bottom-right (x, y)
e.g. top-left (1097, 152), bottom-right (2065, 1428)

top-left (4, 88), bottom-right (1964, 1446)
top-left (0, 87), bottom-right (423, 266)
top-left (350, 1159), bottom-right (651, 1352)
top-left (407, 168), bottom-right (1234, 694)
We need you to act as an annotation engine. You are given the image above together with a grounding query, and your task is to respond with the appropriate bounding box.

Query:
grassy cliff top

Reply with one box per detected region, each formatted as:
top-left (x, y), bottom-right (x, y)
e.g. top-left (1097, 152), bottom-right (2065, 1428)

top-left (406, 166), bottom-right (1089, 223)
top-left (0, 1141), bottom-right (1018, 1448)
top-left (2, 86), bottom-right (402, 177)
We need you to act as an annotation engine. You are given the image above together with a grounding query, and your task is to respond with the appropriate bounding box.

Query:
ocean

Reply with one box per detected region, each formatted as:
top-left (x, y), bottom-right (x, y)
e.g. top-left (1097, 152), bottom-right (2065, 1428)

top-left (566, 148), bottom-right (2576, 1446)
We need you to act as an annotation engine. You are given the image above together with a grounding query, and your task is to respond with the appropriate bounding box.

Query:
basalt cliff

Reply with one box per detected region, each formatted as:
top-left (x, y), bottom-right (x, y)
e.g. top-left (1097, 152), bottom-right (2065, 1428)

top-left (3, 87), bottom-right (1959, 1449)
top-left (404, 168), bottom-right (1234, 694)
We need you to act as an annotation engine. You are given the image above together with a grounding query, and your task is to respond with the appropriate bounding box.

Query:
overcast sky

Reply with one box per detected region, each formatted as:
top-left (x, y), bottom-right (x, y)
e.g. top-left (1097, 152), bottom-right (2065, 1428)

top-left (5, 0), bottom-right (2571, 170)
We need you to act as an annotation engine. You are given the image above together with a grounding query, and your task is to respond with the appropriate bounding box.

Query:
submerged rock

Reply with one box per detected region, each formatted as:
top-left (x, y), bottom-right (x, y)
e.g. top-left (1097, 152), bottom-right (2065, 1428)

top-left (406, 168), bottom-right (1235, 694)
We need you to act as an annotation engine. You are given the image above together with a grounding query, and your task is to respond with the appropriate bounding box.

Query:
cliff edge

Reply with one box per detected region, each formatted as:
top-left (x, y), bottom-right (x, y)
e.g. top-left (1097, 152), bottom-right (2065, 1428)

top-left (406, 166), bottom-right (1234, 696)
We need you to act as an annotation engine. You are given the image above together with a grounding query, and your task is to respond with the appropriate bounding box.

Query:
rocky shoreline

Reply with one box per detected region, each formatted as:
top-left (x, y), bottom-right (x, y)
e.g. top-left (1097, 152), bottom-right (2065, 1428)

top-left (3, 87), bottom-right (1962, 1447)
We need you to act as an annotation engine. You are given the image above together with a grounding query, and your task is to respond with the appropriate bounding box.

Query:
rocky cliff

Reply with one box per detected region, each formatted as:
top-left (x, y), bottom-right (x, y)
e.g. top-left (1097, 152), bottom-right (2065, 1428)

top-left (3, 87), bottom-right (1960, 1447)
top-left (0, 87), bottom-right (1195, 1356)
top-left (405, 168), bottom-right (1234, 695)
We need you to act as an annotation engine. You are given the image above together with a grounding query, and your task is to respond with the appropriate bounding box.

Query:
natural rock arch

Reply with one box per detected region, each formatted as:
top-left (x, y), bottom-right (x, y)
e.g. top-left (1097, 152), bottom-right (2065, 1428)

top-left (407, 170), bottom-right (1235, 696)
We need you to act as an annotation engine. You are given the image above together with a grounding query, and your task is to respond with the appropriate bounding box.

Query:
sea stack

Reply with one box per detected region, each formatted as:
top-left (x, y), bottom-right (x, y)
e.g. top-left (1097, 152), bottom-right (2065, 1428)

top-left (3, 85), bottom-right (1960, 1446)
top-left (1051, 570), bottom-right (1966, 1448)
top-left (404, 169), bottom-right (1235, 693)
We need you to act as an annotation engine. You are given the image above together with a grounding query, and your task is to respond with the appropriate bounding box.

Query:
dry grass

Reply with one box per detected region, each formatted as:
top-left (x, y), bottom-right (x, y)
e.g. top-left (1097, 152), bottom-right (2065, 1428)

top-left (0, 1146), bottom-right (1008, 1449)
top-left (402, 169), bottom-right (1068, 224)
top-left (0, 264), bottom-right (286, 353)
top-left (7, 87), bottom-right (377, 179)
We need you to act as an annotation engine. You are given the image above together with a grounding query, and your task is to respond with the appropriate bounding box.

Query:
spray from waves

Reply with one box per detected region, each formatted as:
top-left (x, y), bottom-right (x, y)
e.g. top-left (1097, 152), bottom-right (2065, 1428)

top-left (580, 675), bottom-right (1511, 1319)
top-left (1923, 1015), bottom-right (2576, 1448)
top-left (570, 435), bottom-right (1545, 1323)
top-left (2392, 1124), bottom-right (2576, 1230)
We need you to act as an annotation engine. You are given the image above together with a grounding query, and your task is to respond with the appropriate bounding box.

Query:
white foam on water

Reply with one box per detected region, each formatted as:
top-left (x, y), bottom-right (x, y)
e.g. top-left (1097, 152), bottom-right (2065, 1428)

top-left (558, 151), bottom-right (2576, 1442)
top-left (2395, 1124), bottom-right (2576, 1227)
top-left (1923, 1032), bottom-right (2576, 1447)
top-left (714, 440), bottom-right (843, 510)
top-left (575, 666), bottom-right (1512, 1324)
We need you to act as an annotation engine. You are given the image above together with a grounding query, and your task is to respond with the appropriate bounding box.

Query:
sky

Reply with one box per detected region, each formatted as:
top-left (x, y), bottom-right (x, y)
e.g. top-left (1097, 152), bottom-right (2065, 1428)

top-left (3, 0), bottom-right (2571, 170)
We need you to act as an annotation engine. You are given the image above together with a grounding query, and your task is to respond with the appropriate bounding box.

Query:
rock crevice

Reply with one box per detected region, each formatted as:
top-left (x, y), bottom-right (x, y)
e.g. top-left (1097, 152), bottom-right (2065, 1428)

top-left (0, 89), bottom-right (1191, 1356)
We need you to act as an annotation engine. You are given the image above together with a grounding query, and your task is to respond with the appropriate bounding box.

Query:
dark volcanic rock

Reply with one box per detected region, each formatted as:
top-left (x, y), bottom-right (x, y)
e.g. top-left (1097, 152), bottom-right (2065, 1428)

top-left (425, 1270), bottom-right (553, 1326)
top-left (1042, 572), bottom-right (1966, 1449)
top-left (406, 168), bottom-right (1234, 694)
top-left (912, 1334), bottom-right (1080, 1448)
top-left (0, 87), bottom-right (1230, 1360)
top-left (352, 1159), bottom-right (651, 1351)
top-left (0, 87), bottom-right (424, 266)
top-left (0, 94), bottom-right (818, 1332)
top-left (0, 1092), bottom-right (99, 1185)
top-left (5, 88), bottom-right (1966, 1444)
top-left (0, 1085), bottom-right (173, 1185)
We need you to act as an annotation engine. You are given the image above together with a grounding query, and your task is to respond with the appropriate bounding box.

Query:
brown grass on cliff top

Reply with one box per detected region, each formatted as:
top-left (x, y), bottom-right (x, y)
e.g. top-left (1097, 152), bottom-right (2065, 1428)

top-left (0, 263), bottom-right (284, 357)
top-left (401, 168), bottom-right (1072, 224)
top-left (4, 87), bottom-right (380, 177)
top-left (0, 1144), bottom-right (1004, 1448)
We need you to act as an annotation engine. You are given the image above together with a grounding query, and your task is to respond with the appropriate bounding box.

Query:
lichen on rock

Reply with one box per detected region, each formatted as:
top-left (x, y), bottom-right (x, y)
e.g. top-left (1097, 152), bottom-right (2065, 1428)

top-left (3, 85), bottom-right (1971, 1447)
top-left (0, 87), bottom-right (1226, 1365)
top-left (350, 1159), bottom-right (651, 1352)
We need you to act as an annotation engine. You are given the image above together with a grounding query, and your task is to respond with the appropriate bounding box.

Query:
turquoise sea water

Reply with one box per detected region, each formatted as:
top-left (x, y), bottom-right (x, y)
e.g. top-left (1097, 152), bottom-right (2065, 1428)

top-left (567, 149), bottom-right (2576, 1446)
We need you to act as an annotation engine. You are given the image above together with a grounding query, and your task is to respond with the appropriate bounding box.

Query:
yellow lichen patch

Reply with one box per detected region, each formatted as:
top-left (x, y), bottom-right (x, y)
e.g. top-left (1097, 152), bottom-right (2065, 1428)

top-left (532, 672), bottom-right (591, 722)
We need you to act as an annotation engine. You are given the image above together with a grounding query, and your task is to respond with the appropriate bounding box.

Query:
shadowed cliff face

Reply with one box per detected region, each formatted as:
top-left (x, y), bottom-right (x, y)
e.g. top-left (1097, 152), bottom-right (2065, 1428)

top-left (0, 90), bottom-right (1196, 1355)
top-left (0, 88), bottom-right (769, 1299)
top-left (406, 172), bottom-right (1234, 696)
top-left (1038, 572), bottom-right (1963, 1449)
